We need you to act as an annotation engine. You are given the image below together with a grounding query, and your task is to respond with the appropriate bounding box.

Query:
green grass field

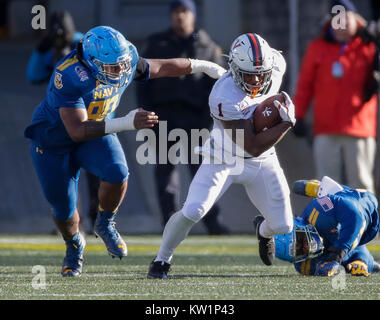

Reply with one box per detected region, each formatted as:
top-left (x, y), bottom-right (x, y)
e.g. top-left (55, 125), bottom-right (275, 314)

top-left (0, 234), bottom-right (379, 301)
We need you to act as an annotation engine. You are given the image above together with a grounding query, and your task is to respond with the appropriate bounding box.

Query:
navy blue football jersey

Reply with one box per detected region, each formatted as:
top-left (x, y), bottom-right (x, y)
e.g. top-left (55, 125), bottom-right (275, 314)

top-left (25, 49), bottom-right (149, 153)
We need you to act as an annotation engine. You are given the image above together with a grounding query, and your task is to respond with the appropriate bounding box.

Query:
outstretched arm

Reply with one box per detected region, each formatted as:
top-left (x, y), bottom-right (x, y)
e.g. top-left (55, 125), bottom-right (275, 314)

top-left (147, 58), bottom-right (226, 79)
top-left (59, 107), bottom-right (158, 142)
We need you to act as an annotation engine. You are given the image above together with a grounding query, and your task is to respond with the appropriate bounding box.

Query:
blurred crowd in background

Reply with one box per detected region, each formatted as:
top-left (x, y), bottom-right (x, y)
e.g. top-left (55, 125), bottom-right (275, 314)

top-left (0, 0), bottom-right (380, 234)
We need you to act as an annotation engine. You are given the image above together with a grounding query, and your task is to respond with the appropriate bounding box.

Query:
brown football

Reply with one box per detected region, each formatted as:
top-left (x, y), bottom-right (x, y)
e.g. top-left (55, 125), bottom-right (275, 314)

top-left (252, 93), bottom-right (284, 133)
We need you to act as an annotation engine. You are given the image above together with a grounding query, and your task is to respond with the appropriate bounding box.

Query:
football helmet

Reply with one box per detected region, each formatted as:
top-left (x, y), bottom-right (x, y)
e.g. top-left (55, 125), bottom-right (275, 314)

top-left (274, 217), bottom-right (324, 263)
top-left (228, 33), bottom-right (274, 98)
top-left (80, 26), bottom-right (138, 87)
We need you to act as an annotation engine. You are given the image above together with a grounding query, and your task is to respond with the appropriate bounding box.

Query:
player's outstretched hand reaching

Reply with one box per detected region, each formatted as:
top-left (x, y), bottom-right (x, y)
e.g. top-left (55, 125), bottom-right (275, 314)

top-left (273, 91), bottom-right (296, 127)
top-left (133, 108), bottom-right (159, 129)
top-left (189, 59), bottom-right (227, 79)
top-left (105, 108), bottom-right (158, 133)
top-left (314, 261), bottom-right (340, 276)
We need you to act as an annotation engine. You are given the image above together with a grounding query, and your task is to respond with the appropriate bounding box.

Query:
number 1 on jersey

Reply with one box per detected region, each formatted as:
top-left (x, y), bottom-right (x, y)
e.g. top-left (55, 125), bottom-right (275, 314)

top-left (218, 103), bottom-right (224, 117)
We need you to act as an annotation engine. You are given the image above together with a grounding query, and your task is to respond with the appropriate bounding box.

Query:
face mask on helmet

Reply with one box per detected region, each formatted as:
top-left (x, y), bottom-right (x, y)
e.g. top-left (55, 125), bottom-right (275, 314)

top-left (274, 218), bottom-right (324, 263)
top-left (228, 33), bottom-right (273, 98)
top-left (81, 26), bottom-right (137, 87)
top-left (92, 55), bottom-right (133, 87)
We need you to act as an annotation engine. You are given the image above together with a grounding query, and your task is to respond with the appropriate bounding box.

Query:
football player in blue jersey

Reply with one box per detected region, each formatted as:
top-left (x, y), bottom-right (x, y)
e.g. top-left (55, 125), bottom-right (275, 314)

top-left (24, 25), bottom-right (226, 277)
top-left (273, 176), bottom-right (380, 276)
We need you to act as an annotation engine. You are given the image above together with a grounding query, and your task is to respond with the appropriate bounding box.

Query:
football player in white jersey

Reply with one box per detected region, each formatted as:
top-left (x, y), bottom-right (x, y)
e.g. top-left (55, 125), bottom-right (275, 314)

top-left (148, 33), bottom-right (297, 278)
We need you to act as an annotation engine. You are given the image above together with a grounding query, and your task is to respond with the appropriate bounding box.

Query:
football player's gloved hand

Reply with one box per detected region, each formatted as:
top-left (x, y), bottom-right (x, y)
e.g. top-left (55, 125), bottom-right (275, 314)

top-left (273, 91), bottom-right (296, 126)
top-left (346, 260), bottom-right (370, 277)
top-left (105, 108), bottom-right (158, 133)
top-left (314, 261), bottom-right (340, 277)
top-left (189, 59), bottom-right (227, 79)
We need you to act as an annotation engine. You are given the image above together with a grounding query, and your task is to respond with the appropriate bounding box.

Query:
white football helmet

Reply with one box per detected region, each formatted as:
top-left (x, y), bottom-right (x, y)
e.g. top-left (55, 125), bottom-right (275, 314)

top-left (228, 33), bottom-right (274, 98)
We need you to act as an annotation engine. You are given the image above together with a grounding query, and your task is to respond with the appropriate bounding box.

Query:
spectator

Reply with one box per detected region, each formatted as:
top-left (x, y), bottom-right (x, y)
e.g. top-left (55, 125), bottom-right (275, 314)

top-left (136, 0), bottom-right (229, 234)
top-left (292, 0), bottom-right (378, 193)
top-left (26, 11), bottom-right (99, 232)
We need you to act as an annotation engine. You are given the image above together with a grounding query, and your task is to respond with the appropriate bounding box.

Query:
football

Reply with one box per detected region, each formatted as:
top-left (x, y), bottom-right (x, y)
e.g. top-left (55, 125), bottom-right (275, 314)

top-left (252, 93), bottom-right (284, 133)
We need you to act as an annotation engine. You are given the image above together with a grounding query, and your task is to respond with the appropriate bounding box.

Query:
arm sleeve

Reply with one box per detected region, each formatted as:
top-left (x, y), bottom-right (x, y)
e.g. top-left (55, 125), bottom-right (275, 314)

top-left (293, 41), bottom-right (319, 119)
top-left (26, 50), bottom-right (53, 83)
top-left (333, 198), bottom-right (367, 253)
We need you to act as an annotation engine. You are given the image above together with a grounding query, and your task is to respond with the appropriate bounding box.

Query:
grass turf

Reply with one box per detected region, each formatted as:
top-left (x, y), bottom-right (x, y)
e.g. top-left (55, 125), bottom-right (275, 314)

top-left (0, 234), bottom-right (379, 300)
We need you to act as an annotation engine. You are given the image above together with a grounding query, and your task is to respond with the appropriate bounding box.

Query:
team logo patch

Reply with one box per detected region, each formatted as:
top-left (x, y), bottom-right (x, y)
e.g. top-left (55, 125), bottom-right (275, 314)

top-left (317, 196), bottom-right (334, 212)
top-left (262, 106), bottom-right (272, 117)
top-left (75, 66), bottom-right (89, 82)
top-left (54, 72), bottom-right (63, 89)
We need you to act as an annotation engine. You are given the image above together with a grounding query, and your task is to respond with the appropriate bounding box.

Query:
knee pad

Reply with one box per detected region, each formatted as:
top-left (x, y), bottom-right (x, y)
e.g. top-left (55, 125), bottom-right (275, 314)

top-left (182, 202), bottom-right (206, 223)
top-left (103, 162), bottom-right (129, 183)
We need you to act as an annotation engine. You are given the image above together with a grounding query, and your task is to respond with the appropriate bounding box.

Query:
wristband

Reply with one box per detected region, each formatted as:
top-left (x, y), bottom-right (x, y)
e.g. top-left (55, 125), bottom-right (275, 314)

top-left (104, 109), bottom-right (138, 133)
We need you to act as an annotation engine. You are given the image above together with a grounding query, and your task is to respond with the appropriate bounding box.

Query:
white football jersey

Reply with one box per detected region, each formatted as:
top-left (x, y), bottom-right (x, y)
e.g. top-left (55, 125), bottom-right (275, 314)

top-left (202, 49), bottom-right (286, 161)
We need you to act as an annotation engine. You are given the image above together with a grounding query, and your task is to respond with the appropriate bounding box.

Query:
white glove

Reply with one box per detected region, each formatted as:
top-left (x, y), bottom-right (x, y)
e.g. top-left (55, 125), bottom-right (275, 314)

top-left (273, 91), bottom-right (296, 126)
top-left (104, 108), bottom-right (138, 133)
top-left (189, 58), bottom-right (227, 79)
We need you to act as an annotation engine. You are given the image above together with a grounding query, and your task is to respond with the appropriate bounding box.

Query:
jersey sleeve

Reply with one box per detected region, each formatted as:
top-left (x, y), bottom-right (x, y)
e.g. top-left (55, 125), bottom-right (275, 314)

top-left (133, 57), bottom-right (150, 82)
top-left (48, 70), bottom-right (85, 109)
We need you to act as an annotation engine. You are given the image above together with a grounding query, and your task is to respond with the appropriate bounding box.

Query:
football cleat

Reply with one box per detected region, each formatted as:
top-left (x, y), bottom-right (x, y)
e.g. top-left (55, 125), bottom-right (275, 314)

top-left (253, 215), bottom-right (275, 266)
top-left (147, 260), bottom-right (171, 279)
top-left (292, 176), bottom-right (344, 198)
top-left (94, 212), bottom-right (127, 259)
top-left (61, 232), bottom-right (85, 277)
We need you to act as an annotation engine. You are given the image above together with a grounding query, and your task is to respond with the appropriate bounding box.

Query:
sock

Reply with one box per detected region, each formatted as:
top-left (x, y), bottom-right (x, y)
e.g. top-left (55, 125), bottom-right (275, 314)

top-left (65, 231), bottom-right (80, 245)
top-left (98, 206), bottom-right (117, 220)
top-left (155, 211), bottom-right (195, 264)
top-left (259, 220), bottom-right (273, 239)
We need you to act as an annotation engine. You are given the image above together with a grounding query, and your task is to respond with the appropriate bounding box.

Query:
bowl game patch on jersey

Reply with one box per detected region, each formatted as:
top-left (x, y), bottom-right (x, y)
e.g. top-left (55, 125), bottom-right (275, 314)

top-left (54, 72), bottom-right (63, 89)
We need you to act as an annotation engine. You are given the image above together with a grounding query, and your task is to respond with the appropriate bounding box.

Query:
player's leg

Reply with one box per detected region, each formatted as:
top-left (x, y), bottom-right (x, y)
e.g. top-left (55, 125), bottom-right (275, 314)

top-left (313, 134), bottom-right (343, 182)
top-left (85, 170), bottom-right (100, 232)
top-left (148, 161), bottom-right (234, 278)
top-left (342, 136), bottom-right (376, 192)
top-left (155, 161), bottom-right (176, 226)
top-left (75, 134), bottom-right (129, 259)
top-left (188, 161), bottom-right (229, 235)
top-left (244, 155), bottom-right (293, 265)
top-left (29, 141), bottom-right (85, 277)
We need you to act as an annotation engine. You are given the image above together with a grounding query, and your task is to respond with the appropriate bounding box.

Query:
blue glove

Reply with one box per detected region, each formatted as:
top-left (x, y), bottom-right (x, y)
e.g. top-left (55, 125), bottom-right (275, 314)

top-left (314, 261), bottom-right (340, 277)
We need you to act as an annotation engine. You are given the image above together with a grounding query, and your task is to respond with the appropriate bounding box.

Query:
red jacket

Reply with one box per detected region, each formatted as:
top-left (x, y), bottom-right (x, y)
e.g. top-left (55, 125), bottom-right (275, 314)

top-left (294, 33), bottom-right (377, 138)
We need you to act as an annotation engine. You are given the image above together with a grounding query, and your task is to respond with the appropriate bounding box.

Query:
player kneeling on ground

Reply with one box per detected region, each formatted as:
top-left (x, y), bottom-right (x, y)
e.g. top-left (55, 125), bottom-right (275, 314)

top-left (274, 176), bottom-right (380, 276)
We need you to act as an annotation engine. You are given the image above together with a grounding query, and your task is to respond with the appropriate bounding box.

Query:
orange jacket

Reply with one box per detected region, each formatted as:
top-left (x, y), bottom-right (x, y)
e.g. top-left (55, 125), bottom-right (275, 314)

top-left (294, 32), bottom-right (377, 138)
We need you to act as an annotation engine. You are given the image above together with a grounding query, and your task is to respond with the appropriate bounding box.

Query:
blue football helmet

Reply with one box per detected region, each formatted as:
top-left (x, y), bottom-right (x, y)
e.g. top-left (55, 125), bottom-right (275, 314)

top-left (80, 26), bottom-right (138, 87)
top-left (274, 217), bottom-right (324, 263)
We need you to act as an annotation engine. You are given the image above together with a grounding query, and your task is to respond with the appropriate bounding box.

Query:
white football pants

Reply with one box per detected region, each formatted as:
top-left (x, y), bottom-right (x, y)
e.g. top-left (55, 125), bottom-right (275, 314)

top-left (182, 152), bottom-right (293, 238)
